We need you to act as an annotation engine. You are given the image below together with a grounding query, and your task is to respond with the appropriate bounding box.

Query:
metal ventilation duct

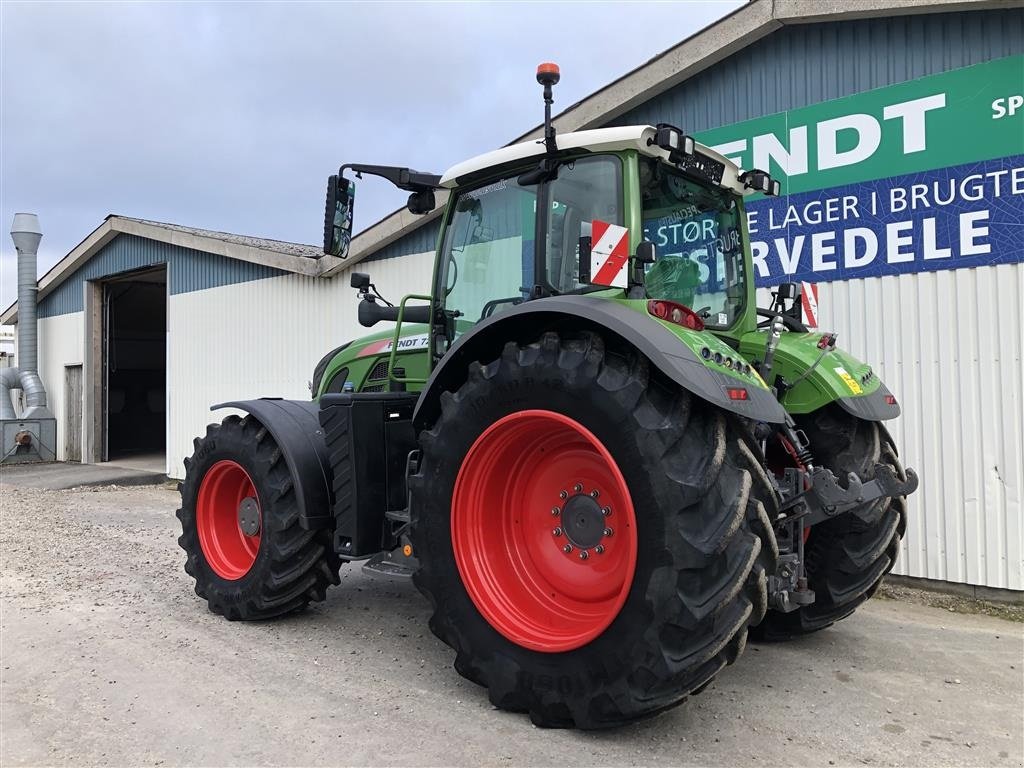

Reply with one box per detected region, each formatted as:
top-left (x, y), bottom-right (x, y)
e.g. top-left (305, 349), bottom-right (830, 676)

top-left (1, 213), bottom-right (53, 420)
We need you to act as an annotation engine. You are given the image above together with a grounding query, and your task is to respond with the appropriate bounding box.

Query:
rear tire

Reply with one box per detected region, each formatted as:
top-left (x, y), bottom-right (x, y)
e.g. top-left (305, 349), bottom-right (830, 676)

top-left (410, 331), bottom-right (779, 728)
top-left (753, 405), bottom-right (908, 640)
top-left (177, 414), bottom-right (341, 620)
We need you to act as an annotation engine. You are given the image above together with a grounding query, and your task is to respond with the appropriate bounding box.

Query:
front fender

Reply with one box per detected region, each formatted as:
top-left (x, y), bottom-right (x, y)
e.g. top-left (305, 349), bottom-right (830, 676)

top-left (413, 296), bottom-right (788, 431)
top-left (212, 399), bottom-right (334, 530)
top-left (738, 331), bottom-right (901, 421)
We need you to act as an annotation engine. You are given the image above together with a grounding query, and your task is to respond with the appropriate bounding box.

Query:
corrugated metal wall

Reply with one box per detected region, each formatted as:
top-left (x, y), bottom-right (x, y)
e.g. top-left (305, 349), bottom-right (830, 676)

top-left (39, 234), bottom-right (287, 318)
top-left (166, 250), bottom-right (435, 479)
top-left (611, 9), bottom-right (1024, 132)
top-left (813, 266), bottom-right (1024, 591)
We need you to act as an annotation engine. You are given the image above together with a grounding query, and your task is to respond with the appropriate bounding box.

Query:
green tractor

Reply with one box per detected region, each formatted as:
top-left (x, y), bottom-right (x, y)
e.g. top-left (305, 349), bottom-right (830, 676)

top-left (177, 64), bottom-right (918, 729)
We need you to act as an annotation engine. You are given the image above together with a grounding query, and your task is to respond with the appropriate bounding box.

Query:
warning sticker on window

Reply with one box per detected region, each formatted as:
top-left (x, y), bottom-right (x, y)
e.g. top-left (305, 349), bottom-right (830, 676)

top-left (590, 220), bottom-right (630, 288)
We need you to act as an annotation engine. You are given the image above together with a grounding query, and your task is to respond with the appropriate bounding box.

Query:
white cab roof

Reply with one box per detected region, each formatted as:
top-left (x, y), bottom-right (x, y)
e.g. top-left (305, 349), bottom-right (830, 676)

top-left (439, 125), bottom-right (748, 196)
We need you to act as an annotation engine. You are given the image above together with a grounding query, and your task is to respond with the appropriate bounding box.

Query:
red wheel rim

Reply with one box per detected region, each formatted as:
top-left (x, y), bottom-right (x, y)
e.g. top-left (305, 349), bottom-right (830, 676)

top-left (197, 460), bottom-right (261, 580)
top-left (452, 410), bottom-right (638, 652)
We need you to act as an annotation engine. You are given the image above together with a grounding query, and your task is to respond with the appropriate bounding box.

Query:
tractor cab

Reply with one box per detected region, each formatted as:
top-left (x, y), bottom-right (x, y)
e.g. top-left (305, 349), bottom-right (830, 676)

top-left (323, 64), bottom-right (782, 376)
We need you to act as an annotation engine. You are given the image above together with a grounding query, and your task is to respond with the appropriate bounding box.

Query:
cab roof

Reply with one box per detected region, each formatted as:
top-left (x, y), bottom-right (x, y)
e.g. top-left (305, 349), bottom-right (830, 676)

top-left (438, 125), bottom-right (748, 196)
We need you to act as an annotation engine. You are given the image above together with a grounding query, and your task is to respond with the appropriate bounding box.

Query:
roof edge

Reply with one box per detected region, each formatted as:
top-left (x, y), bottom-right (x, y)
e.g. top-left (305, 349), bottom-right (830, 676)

top-left (2, 215), bottom-right (343, 325)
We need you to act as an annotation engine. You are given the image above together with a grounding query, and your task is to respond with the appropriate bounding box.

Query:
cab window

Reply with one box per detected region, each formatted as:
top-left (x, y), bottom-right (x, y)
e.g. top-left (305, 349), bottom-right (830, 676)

top-left (545, 156), bottom-right (623, 293)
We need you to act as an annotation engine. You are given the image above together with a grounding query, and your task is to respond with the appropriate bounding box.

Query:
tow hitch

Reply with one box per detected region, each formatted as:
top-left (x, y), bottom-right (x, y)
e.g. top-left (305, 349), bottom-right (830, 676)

top-left (767, 462), bottom-right (919, 612)
top-left (778, 463), bottom-right (919, 526)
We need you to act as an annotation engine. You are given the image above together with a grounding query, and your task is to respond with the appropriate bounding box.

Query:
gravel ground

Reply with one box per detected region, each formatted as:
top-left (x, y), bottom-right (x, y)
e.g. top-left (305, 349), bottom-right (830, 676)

top-left (1, 481), bottom-right (1021, 767)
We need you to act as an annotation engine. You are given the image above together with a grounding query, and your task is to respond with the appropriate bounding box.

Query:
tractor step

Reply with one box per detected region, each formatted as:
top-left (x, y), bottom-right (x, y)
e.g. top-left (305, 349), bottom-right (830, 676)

top-left (362, 547), bottom-right (418, 581)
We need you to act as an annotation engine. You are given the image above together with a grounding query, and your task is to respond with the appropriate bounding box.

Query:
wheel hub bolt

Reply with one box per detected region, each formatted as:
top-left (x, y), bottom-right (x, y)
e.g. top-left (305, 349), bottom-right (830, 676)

top-left (590, 489), bottom-right (599, 499)
top-left (601, 506), bottom-right (611, 516)
top-left (595, 545), bottom-right (605, 555)
top-left (573, 483), bottom-right (583, 493)
top-left (579, 550), bottom-right (589, 560)
top-left (551, 507), bottom-right (561, 516)
top-left (559, 490), bottom-right (568, 500)
top-left (603, 527), bottom-right (614, 537)
top-left (562, 544), bottom-right (573, 554)
top-left (552, 527), bottom-right (563, 537)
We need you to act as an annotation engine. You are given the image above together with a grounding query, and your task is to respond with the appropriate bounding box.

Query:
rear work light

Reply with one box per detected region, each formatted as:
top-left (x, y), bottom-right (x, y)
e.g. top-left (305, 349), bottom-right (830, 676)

top-left (647, 299), bottom-right (705, 331)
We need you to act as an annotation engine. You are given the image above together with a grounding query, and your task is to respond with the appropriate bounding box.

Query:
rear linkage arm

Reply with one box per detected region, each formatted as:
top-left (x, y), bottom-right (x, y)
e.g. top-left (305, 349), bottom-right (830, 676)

top-left (764, 458), bottom-right (919, 614)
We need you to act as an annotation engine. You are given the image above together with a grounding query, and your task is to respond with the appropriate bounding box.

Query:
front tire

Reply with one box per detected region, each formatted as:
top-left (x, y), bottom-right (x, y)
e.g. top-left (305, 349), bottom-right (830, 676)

top-left (410, 331), bottom-right (779, 728)
top-left (177, 414), bottom-right (341, 620)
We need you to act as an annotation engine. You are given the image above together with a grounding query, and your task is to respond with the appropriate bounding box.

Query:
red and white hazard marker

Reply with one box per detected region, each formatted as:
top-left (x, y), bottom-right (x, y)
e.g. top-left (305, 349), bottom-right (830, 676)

top-left (590, 220), bottom-right (630, 288)
top-left (800, 282), bottom-right (819, 329)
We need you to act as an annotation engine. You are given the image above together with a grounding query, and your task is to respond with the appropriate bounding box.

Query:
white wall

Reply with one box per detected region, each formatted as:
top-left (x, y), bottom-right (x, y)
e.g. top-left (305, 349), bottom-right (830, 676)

top-left (815, 264), bottom-right (1024, 591)
top-left (33, 312), bottom-right (85, 461)
top-left (166, 251), bottom-right (434, 479)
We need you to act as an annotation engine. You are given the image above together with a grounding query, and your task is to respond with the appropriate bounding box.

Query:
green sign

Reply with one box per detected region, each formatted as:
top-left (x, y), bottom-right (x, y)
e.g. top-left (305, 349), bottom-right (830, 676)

top-left (696, 55), bottom-right (1024, 195)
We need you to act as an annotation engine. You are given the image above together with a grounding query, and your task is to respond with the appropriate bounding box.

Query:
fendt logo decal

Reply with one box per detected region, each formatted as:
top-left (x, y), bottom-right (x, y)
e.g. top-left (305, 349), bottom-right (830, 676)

top-left (358, 333), bottom-right (430, 357)
top-left (590, 220), bottom-right (630, 288)
top-left (695, 56), bottom-right (1024, 286)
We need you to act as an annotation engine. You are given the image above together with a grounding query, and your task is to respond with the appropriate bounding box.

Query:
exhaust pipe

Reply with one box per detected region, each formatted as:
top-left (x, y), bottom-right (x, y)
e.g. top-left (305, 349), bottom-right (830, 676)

top-left (1, 213), bottom-right (52, 419)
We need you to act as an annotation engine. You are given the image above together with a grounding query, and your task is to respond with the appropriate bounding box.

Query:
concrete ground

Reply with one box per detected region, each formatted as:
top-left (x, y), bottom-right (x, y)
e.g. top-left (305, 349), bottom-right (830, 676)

top-left (1, 482), bottom-right (1021, 768)
top-left (0, 460), bottom-right (164, 490)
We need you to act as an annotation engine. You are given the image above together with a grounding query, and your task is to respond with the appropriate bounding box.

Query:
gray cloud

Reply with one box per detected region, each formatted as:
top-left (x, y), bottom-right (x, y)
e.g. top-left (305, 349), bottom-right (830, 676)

top-left (0, 0), bottom-right (742, 314)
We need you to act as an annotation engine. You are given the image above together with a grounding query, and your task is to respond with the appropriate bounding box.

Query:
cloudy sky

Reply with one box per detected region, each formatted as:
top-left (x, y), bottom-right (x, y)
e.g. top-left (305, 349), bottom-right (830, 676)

top-left (0, 1), bottom-right (742, 310)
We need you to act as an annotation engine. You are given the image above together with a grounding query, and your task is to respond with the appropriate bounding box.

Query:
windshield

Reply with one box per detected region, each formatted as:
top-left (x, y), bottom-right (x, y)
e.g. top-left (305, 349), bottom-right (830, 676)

top-left (640, 157), bottom-right (746, 327)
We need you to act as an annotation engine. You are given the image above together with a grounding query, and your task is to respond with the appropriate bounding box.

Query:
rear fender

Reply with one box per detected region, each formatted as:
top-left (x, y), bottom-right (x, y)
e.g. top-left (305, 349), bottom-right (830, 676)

top-left (212, 399), bottom-right (334, 530)
top-left (738, 331), bottom-right (901, 421)
top-left (413, 296), bottom-right (788, 432)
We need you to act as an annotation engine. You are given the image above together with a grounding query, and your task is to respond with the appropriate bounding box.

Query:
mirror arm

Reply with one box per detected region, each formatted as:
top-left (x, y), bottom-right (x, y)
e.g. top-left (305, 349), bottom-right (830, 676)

top-left (339, 163), bottom-right (441, 193)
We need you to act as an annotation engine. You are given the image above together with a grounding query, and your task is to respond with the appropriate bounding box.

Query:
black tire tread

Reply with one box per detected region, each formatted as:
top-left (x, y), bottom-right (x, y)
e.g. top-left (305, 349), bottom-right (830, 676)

top-left (410, 331), bottom-right (778, 728)
top-left (176, 414), bottom-right (341, 621)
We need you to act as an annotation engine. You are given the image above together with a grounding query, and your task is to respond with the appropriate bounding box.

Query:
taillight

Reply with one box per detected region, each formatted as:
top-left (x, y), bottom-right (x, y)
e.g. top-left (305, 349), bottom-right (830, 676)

top-left (647, 299), bottom-right (705, 331)
top-left (885, 394), bottom-right (897, 406)
top-left (817, 333), bottom-right (837, 350)
top-left (726, 387), bottom-right (749, 401)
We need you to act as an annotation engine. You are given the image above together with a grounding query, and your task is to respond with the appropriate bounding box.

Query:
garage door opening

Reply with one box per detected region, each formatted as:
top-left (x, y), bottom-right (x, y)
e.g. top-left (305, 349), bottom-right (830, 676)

top-left (103, 267), bottom-right (166, 471)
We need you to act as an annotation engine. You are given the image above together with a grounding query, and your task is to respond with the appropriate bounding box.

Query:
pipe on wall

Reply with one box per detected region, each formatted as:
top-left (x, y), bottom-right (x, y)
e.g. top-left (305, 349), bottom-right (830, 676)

top-left (0, 366), bottom-right (20, 420)
top-left (5, 213), bottom-right (51, 419)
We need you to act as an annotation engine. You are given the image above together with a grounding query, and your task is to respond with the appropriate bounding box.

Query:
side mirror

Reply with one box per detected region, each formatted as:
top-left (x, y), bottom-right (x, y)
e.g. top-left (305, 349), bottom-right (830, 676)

top-left (350, 272), bottom-right (371, 292)
top-left (324, 174), bottom-right (356, 257)
top-left (776, 281), bottom-right (801, 301)
top-left (635, 240), bottom-right (656, 264)
top-left (407, 189), bottom-right (436, 215)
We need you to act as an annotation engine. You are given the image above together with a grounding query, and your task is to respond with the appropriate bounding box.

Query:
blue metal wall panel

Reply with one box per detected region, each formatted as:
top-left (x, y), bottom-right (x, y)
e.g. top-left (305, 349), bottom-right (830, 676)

top-left (38, 234), bottom-right (287, 318)
top-left (610, 10), bottom-right (1023, 130)
top-left (365, 218), bottom-right (442, 263)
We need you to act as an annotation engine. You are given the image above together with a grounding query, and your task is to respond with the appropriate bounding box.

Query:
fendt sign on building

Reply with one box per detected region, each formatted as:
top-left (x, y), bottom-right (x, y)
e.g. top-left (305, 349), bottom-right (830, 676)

top-left (697, 55), bottom-right (1023, 287)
